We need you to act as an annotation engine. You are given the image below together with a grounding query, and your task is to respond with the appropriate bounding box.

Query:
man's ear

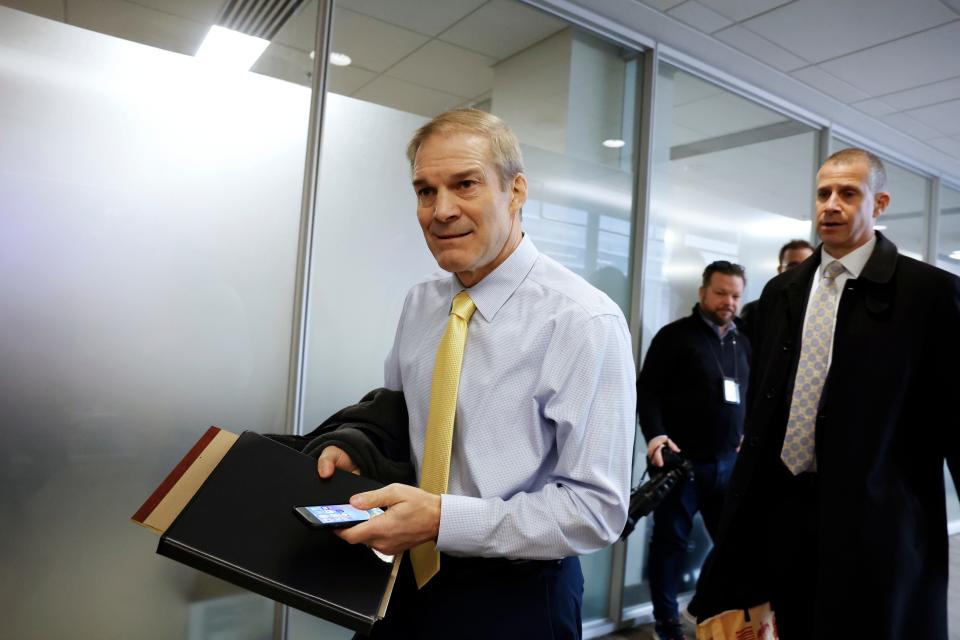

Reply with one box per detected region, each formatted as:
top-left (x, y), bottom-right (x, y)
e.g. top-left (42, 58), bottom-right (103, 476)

top-left (510, 173), bottom-right (528, 215)
top-left (873, 191), bottom-right (890, 218)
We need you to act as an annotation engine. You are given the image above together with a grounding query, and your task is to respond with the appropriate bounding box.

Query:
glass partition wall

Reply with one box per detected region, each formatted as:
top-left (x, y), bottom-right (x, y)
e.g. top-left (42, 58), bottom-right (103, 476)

top-left (0, 3), bottom-right (318, 639)
top-left (623, 61), bottom-right (818, 616)
top-left (2, 1), bottom-right (959, 638)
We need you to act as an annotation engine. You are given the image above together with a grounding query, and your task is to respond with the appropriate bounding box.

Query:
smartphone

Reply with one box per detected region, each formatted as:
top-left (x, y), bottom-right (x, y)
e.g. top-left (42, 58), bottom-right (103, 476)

top-left (293, 504), bottom-right (385, 529)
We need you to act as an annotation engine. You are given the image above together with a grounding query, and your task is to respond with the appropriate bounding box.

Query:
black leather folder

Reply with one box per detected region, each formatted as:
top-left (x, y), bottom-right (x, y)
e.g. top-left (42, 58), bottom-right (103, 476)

top-left (150, 430), bottom-right (399, 633)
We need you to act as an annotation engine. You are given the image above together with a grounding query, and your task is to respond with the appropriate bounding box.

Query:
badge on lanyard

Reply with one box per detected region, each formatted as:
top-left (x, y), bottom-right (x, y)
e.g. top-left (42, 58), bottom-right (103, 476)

top-left (723, 377), bottom-right (740, 405)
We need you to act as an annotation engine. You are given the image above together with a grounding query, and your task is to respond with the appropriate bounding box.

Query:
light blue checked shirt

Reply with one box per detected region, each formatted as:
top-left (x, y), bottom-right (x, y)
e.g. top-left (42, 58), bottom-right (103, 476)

top-left (384, 235), bottom-right (636, 559)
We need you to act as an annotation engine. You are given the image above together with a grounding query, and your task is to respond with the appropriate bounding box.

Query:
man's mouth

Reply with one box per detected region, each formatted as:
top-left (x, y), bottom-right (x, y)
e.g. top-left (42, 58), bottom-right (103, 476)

top-left (434, 231), bottom-right (471, 240)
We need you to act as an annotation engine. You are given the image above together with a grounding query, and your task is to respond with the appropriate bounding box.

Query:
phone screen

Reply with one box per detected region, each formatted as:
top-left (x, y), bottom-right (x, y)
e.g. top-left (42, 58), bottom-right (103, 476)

top-left (300, 504), bottom-right (384, 527)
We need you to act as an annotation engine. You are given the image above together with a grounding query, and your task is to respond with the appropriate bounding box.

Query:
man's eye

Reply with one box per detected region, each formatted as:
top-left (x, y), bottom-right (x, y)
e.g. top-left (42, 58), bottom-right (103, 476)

top-left (459, 180), bottom-right (478, 189)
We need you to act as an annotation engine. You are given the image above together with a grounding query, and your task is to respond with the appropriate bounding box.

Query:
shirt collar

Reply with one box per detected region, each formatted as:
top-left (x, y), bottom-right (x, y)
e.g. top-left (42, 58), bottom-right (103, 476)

top-left (820, 234), bottom-right (876, 279)
top-left (696, 304), bottom-right (738, 339)
top-left (451, 234), bottom-right (539, 323)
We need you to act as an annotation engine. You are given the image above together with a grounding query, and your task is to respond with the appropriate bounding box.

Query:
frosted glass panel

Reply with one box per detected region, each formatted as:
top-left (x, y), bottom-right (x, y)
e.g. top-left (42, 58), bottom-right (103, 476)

top-left (301, 94), bottom-right (436, 425)
top-left (879, 161), bottom-right (927, 259)
top-left (938, 185), bottom-right (960, 276)
top-left (626, 62), bottom-right (817, 609)
top-left (0, 7), bottom-right (309, 638)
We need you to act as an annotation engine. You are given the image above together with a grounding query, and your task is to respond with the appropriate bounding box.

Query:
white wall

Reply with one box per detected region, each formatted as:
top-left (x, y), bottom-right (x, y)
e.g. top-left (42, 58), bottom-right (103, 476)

top-left (0, 7), bottom-right (309, 638)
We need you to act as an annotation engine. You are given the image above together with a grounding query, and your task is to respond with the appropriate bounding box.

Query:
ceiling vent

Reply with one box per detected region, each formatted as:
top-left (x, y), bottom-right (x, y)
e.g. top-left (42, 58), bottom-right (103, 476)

top-left (217, 0), bottom-right (307, 41)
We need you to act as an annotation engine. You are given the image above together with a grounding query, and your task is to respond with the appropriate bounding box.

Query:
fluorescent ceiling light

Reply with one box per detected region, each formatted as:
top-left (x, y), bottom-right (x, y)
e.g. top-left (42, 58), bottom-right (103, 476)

top-left (875, 224), bottom-right (888, 230)
top-left (602, 139), bottom-right (626, 148)
top-left (950, 250), bottom-right (960, 260)
top-left (330, 52), bottom-right (352, 66)
top-left (196, 25), bottom-right (269, 71)
top-left (309, 51), bottom-right (351, 66)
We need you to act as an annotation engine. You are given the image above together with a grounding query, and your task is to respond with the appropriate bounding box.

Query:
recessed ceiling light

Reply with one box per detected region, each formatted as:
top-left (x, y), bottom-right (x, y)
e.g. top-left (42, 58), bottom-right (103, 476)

top-left (950, 250), bottom-right (960, 260)
top-left (195, 25), bottom-right (269, 71)
top-left (602, 139), bottom-right (626, 148)
top-left (329, 52), bottom-right (352, 66)
top-left (874, 225), bottom-right (887, 230)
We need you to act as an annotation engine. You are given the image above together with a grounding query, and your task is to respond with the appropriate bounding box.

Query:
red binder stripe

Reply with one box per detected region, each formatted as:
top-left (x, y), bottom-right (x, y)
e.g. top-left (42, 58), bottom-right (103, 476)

top-left (132, 426), bottom-right (221, 524)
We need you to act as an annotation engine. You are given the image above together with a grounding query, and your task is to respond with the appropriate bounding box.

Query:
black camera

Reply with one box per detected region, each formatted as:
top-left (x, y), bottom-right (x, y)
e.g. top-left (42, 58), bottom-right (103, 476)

top-left (620, 448), bottom-right (694, 540)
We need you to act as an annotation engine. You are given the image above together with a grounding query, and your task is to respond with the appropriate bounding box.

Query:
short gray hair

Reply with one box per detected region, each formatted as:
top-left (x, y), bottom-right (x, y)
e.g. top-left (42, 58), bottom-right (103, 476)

top-left (824, 147), bottom-right (887, 193)
top-left (406, 109), bottom-right (524, 190)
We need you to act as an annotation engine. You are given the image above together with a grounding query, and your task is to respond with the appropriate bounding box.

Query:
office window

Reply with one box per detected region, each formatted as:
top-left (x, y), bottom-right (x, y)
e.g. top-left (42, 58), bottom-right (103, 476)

top-left (877, 162), bottom-right (928, 259)
top-left (624, 62), bottom-right (817, 611)
top-left (295, 1), bottom-right (641, 632)
top-left (938, 184), bottom-right (960, 276)
top-left (0, 4), bottom-right (318, 639)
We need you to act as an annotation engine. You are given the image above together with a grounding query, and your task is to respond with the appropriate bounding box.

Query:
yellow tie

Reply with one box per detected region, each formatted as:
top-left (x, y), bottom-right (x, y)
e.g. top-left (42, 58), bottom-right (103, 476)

top-left (410, 291), bottom-right (476, 589)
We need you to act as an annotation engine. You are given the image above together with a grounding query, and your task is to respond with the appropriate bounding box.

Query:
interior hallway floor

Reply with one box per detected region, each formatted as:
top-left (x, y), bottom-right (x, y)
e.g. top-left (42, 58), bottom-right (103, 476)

top-left (601, 534), bottom-right (960, 640)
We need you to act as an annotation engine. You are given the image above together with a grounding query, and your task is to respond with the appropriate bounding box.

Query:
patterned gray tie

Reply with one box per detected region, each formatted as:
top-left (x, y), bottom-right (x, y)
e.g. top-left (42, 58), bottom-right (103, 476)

top-left (781, 260), bottom-right (846, 475)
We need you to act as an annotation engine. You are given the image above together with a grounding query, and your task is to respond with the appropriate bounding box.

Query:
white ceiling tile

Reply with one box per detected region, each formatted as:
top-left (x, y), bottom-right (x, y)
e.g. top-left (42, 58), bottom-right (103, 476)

top-left (789, 66), bottom-right (871, 103)
top-left (321, 8), bottom-right (429, 73)
top-left (252, 42), bottom-right (311, 87)
top-left (927, 137), bottom-right (960, 159)
top-left (327, 64), bottom-right (378, 95)
top-left (638, 0), bottom-right (687, 10)
top-left (698, 0), bottom-right (792, 22)
top-left (129, 0), bottom-right (223, 25)
top-left (353, 75), bottom-right (464, 118)
top-left (336, 0), bottom-right (486, 37)
top-left (880, 112), bottom-right (944, 140)
top-left (939, 0), bottom-right (960, 13)
top-left (1, 0), bottom-right (65, 20)
top-left (713, 25), bottom-right (808, 72)
top-left (818, 22), bottom-right (960, 95)
top-left (438, 0), bottom-right (567, 60)
top-left (667, 0), bottom-right (733, 34)
top-left (387, 40), bottom-right (494, 98)
top-left (741, 0), bottom-right (957, 63)
top-left (69, 0), bottom-right (208, 55)
top-left (906, 98), bottom-right (960, 136)
top-left (851, 98), bottom-right (897, 117)
top-left (878, 75), bottom-right (960, 111)
top-left (272, 0), bottom-right (317, 51)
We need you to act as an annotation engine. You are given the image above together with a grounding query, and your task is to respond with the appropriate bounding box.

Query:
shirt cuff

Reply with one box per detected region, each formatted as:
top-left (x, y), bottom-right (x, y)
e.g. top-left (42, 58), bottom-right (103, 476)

top-left (436, 493), bottom-right (497, 556)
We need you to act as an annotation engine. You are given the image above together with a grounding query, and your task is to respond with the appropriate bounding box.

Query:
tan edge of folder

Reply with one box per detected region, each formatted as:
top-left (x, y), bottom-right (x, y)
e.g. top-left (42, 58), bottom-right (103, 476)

top-left (131, 426), bottom-right (239, 534)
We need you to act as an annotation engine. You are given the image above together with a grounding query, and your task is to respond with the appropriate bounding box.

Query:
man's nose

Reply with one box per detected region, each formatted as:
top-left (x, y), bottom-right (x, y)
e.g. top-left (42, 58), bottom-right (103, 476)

top-left (434, 189), bottom-right (459, 220)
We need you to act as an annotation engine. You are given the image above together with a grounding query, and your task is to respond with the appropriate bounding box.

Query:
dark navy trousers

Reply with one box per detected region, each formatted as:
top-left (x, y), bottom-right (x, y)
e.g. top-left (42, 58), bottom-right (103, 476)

top-left (356, 553), bottom-right (584, 640)
top-left (648, 452), bottom-right (736, 622)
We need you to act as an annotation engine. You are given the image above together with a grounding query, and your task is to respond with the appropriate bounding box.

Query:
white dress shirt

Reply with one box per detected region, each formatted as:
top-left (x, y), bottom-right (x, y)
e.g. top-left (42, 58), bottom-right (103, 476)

top-left (384, 235), bottom-right (636, 559)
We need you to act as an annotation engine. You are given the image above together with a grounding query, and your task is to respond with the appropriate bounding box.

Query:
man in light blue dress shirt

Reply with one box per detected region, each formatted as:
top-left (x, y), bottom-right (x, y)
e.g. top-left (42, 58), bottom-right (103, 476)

top-left (316, 108), bottom-right (636, 639)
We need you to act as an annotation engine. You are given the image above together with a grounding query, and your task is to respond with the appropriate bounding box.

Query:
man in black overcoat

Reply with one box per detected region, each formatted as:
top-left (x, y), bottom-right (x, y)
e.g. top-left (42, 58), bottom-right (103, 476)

top-left (689, 148), bottom-right (960, 639)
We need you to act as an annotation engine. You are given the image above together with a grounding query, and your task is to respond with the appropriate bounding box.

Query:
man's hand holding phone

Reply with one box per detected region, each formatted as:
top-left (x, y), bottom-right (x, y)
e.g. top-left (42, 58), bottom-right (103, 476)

top-left (334, 484), bottom-right (441, 556)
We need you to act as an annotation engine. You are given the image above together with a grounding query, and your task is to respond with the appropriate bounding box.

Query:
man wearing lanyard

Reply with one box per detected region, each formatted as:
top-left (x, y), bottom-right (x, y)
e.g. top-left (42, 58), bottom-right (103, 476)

top-left (636, 260), bottom-right (751, 640)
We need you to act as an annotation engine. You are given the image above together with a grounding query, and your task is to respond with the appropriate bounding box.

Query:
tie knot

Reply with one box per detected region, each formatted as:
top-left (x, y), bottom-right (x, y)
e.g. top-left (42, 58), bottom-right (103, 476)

top-left (822, 260), bottom-right (845, 281)
top-left (450, 291), bottom-right (476, 322)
